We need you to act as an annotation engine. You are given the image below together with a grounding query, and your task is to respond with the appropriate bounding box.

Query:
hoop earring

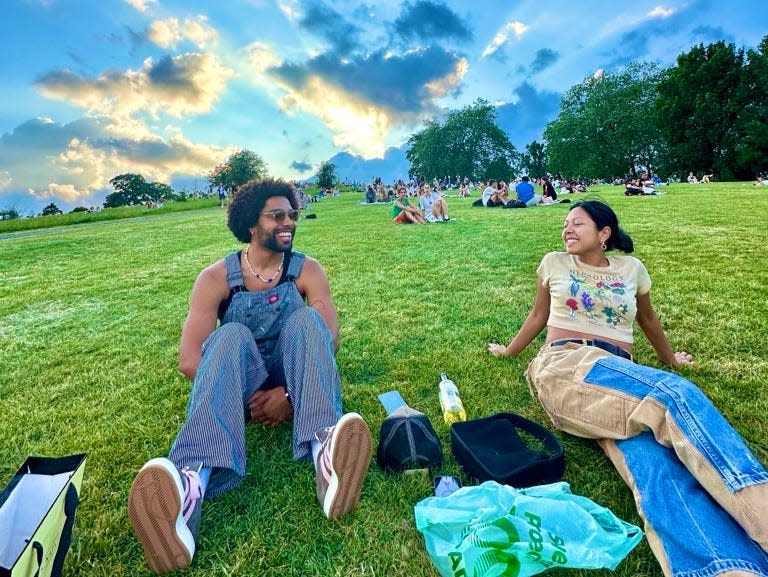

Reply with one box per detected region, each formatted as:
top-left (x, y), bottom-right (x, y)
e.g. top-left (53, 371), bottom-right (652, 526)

top-left (601, 241), bottom-right (607, 251)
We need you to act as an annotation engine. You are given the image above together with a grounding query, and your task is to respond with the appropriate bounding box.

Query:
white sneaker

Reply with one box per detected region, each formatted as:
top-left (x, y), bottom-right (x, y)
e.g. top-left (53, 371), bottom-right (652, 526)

top-left (314, 413), bottom-right (372, 519)
top-left (128, 458), bottom-right (202, 574)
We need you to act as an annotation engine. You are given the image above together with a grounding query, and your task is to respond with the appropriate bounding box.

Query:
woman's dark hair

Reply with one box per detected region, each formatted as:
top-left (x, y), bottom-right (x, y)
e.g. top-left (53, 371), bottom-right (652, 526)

top-left (569, 199), bottom-right (634, 253)
top-left (227, 177), bottom-right (298, 243)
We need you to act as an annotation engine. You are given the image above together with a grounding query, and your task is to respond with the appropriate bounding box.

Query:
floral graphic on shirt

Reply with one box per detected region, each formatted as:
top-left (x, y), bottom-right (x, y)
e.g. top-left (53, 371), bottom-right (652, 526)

top-left (564, 270), bottom-right (629, 327)
top-left (580, 291), bottom-right (597, 319)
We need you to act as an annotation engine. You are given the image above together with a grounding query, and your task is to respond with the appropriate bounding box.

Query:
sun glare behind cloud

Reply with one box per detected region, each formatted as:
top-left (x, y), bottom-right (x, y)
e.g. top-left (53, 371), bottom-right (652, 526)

top-left (276, 75), bottom-right (390, 157)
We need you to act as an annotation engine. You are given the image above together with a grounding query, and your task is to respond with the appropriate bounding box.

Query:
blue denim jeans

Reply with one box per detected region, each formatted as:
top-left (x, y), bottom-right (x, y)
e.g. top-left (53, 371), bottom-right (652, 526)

top-left (526, 343), bottom-right (768, 577)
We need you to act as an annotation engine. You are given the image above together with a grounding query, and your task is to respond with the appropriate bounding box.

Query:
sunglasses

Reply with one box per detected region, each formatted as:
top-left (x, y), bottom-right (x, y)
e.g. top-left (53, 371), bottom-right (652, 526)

top-left (260, 208), bottom-right (300, 222)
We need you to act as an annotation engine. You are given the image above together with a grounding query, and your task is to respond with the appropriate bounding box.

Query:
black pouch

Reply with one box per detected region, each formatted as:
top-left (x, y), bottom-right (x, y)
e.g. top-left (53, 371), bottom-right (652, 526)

top-left (451, 413), bottom-right (563, 487)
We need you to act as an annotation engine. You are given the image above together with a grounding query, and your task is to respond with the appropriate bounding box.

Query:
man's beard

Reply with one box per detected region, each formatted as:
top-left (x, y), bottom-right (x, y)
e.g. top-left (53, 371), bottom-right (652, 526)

top-left (262, 228), bottom-right (294, 252)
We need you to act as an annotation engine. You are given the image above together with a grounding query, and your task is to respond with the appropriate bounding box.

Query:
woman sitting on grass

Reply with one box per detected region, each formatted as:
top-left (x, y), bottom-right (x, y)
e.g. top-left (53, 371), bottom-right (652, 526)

top-left (488, 199), bottom-right (768, 576)
top-left (391, 186), bottom-right (425, 224)
top-left (540, 177), bottom-right (558, 204)
top-left (418, 184), bottom-right (450, 222)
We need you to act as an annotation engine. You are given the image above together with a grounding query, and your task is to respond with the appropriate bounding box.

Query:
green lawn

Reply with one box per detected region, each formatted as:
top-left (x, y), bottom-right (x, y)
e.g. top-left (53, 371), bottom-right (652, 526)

top-left (1, 183), bottom-right (767, 576)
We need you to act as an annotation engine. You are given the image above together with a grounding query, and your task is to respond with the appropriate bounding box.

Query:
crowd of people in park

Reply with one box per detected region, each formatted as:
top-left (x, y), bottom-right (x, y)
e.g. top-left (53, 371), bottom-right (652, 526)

top-left (365, 173), bottom-right (601, 223)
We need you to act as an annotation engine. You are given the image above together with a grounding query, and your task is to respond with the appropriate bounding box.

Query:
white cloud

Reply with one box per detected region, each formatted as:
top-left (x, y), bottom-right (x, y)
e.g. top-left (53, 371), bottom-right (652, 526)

top-left (425, 58), bottom-right (469, 98)
top-left (30, 182), bottom-right (85, 203)
top-left (246, 42), bottom-right (282, 73)
top-left (277, 0), bottom-right (301, 21)
top-left (123, 0), bottom-right (157, 13)
top-left (648, 6), bottom-right (676, 18)
top-left (274, 75), bottom-right (390, 156)
top-left (36, 53), bottom-right (235, 119)
top-left (0, 170), bottom-right (12, 190)
top-left (148, 16), bottom-right (219, 49)
top-left (481, 21), bottom-right (529, 58)
top-left (0, 116), bottom-right (229, 210)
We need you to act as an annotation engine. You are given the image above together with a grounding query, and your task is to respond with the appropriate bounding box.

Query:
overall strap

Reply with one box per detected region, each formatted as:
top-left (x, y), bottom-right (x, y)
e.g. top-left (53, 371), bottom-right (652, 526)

top-left (224, 251), bottom-right (245, 290)
top-left (286, 251), bottom-right (305, 281)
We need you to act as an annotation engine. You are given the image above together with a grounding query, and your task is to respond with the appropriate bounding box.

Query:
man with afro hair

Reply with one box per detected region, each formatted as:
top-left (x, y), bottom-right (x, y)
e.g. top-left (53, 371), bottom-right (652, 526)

top-left (128, 177), bottom-right (372, 574)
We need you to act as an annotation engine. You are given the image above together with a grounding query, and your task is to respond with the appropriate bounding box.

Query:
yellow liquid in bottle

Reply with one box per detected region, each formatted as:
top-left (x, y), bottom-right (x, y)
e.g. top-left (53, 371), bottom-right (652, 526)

top-left (439, 378), bottom-right (466, 425)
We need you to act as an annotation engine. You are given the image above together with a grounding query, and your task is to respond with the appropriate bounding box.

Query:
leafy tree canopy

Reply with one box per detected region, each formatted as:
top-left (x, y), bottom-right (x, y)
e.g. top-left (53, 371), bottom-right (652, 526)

top-left (521, 140), bottom-right (548, 179)
top-left (544, 62), bottom-right (664, 180)
top-left (1, 207), bottom-right (20, 220)
top-left (316, 161), bottom-right (337, 190)
top-left (41, 202), bottom-right (62, 216)
top-left (407, 99), bottom-right (519, 183)
top-left (656, 40), bottom-right (747, 179)
top-left (104, 173), bottom-right (174, 208)
top-left (208, 149), bottom-right (268, 190)
top-left (737, 36), bottom-right (768, 178)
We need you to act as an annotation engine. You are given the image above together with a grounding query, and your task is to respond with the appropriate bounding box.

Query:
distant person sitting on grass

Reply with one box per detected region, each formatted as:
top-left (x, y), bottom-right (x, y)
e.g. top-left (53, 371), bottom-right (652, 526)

top-left (514, 175), bottom-right (541, 207)
top-left (419, 183), bottom-right (450, 222)
top-left (540, 177), bottom-right (558, 204)
top-left (624, 179), bottom-right (656, 196)
top-left (488, 199), bottom-right (768, 576)
top-left (475, 180), bottom-right (507, 207)
top-left (392, 186), bottom-right (425, 224)
top-left (128, 177), bottom-right (372, 574)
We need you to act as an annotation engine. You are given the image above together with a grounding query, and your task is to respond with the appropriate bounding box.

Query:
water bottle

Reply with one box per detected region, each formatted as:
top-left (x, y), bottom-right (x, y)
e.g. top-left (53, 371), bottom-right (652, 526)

top-left (438, 372), bottom-right (466, 425)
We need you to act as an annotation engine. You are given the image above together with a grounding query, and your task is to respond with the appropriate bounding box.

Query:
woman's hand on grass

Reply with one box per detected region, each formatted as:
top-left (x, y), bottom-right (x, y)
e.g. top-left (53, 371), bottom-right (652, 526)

top-left (487, 342), bottom-right (509, 357)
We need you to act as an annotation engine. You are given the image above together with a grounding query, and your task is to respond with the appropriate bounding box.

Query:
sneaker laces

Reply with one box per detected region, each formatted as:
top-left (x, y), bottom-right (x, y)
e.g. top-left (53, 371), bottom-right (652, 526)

top-left (181, 468), bottom-right (202, 523)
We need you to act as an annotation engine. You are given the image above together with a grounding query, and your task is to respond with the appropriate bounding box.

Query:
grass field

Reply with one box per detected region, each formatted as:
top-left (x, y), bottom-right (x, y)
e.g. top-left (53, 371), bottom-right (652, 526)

top-left (2, 182), bottom-right (767, 576)
top-left (0, 196), bottom-right (220, 234)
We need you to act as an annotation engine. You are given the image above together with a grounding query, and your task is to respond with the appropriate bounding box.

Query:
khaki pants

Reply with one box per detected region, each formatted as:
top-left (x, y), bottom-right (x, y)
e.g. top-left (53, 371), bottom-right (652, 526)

top-left (526, 343), bottom-right (768, 577)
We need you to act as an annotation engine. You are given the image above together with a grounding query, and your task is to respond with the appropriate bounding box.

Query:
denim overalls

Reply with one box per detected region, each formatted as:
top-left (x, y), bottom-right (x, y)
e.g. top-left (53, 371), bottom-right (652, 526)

top-left (221, 250), bottom-right (306, 385)
top-left (169, 251), bottom-right (343, 498)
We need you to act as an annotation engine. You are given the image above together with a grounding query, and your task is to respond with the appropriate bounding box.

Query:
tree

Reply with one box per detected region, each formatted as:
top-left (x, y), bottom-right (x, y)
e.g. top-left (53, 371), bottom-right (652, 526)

top-left (735, 36), bottom-right (768, 178)
top-left (407, 99), bottom-right (519, 183)
top-left (316, 161), bottom-right (337, 190)
top-left (1, 207), bottom-right (20, 220)
top-left (105, 173), bottom-right (148, 207)
top-left (521, 140), bottom-right (548, 178)
top-left (41, 202), bottom-right (62, 216)
top-left (146, 182), bottom-right (174, 201)
top-left (544, 62), bottom-right (664, 180)
top-left (104, 174), bottom-right (174, 207)
top-left (208, 149), bottom-right (268, 190)
top-left (656, 40), bottom-right (747, 179)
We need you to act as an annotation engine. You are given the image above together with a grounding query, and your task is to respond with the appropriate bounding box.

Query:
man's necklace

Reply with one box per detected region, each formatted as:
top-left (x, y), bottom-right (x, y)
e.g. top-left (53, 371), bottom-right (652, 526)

top-left (244, 247), bottom-right (284, 283)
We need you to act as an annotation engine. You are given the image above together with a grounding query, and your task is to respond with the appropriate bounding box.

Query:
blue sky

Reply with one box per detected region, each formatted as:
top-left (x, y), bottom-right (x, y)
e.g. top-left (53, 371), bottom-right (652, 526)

top-left (1, 0), bottom-right (765, 214)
